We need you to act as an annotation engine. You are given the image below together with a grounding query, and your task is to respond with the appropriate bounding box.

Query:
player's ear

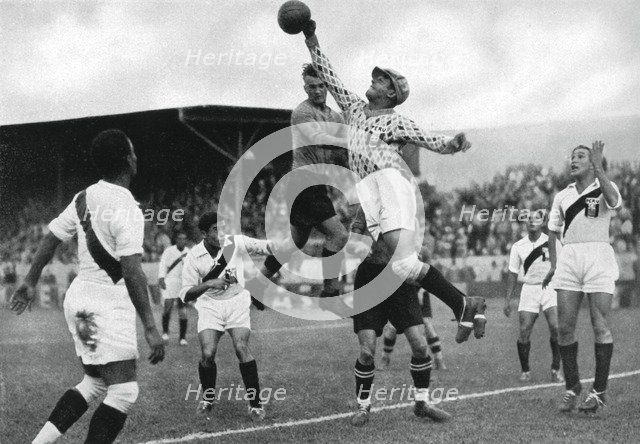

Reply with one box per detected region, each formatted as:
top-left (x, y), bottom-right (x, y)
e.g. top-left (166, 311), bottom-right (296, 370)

top-left (386, 88), bottom-right (397, 103)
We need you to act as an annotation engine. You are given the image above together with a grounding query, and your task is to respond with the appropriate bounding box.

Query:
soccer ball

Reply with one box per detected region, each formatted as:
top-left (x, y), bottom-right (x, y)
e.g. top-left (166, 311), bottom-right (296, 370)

top-left (277, 0), bottom-right (311, 35)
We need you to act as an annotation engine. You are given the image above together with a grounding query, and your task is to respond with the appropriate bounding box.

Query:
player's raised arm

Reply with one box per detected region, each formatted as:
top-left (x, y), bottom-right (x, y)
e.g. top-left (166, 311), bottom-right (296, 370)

top-left (591, 141), bottom-right (622, 209)
top-left (392, 115), bottom-right (471, 154)
top-left (239, 235), bottom-right (277, 257)
top-left (303, 20), bottom-right (363, 112)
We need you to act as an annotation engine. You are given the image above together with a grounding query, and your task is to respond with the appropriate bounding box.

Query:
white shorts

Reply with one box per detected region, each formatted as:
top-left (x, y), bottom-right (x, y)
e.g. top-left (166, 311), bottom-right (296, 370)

top-left (554, 243), bottom-right (619, 294)
top-left (356, 168), bottom-right (416, 241)
top-left (518, 283), bottom-right (557, 313)
top-left (195, 291), bottom-right (251, 333)
top-left (63, 280), bottom-right (138, 365)
top-left (161, 279), bottom-right (182, 300)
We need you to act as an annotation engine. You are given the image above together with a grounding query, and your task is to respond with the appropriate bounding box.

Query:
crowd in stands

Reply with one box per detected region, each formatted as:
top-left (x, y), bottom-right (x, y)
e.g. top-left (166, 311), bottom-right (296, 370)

top-left (1, 161), bottom-right (638, 271)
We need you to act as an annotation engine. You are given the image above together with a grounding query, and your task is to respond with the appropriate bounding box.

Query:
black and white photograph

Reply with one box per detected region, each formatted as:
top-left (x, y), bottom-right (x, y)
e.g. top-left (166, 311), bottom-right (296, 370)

top-left (1, 1), bottom-right (639, 442)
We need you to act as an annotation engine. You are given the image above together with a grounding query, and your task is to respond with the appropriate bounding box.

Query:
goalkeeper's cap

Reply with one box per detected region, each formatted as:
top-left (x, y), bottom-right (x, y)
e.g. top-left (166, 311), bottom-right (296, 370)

top-left (372, 66), bottom-right (410, 106)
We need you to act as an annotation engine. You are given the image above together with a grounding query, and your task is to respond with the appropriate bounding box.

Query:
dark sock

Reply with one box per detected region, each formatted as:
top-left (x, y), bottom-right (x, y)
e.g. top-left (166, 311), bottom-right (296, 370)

top-left (179, 319), bottom-right (188, 340)
top-left (239, 360), bottom-right (262, 408)
top-left (517, 341), bottom-right (531, 372)
top-left (559, 342), bottom-right (581, 392)
top-left (84, 403), bottom-right (127, 444)
top-left (198, 361), bottom-right (217, 402)
top-left (48, 389), bottom-right (89, 434)
top-left (550, 339), bottom-right (561, 371)
top-left (410, 356), bottom-right (432, 389)
top-left (354, 359), bottom-right (375, 401)
top-left (264, 255), bottom-right (283, 275)
top-left (162, 312), bottom-right (170, 334)
top-left (383, 336), bottom-right (396, 354)
top-left (420, 266), bottom-right (465, 320)
top-left (593, 343), bottom-right (613, 393)
top-left (321, 247), bottom-right (345, 295)
top-left (427, 336), bottom-right (442, 354)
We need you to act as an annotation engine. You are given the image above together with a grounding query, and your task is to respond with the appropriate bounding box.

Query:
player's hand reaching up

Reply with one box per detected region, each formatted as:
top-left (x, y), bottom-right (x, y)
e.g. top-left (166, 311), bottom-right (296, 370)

top-left (448, 133), bottom-right (472, 153)
top-left (144, 327), bottom-right (165, 364)
top-left (9, 283), bottom-right (36, 315)
top-left (591, 140), bottom-right (605, 171)
top-left (303, 19), bottom-right (316, 39)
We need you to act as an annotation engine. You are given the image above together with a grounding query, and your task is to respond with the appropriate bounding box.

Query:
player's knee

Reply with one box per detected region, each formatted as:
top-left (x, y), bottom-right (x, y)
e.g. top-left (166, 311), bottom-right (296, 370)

top-left (328, 227), bottom-right (349, 249)
top-left (391, 254), bottom-right (423, 283)
top-left (75, 375), bottom-right (107, 403)
top-left (103, 382), bottom-right (139, 414)
top-left (178, 308), bottom-right (187, 320)
top-left (359, 350), bottom-right (375, 366)
top-left (558, 323), bottom-right (575, 342)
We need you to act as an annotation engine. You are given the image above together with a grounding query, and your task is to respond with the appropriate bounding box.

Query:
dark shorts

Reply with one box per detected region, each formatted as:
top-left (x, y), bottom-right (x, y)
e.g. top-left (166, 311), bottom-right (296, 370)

top-left (352, 262), bottom-right (423, 337)
top-left (82, 359), bottom-right (137, 385)
top-left (290, 184), bottom-right (336, 227)
top-left (421, 292), bottom-right (433, 318)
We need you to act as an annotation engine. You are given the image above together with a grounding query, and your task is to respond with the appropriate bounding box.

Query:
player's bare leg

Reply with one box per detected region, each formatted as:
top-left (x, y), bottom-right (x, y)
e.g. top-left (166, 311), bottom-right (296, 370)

top-left (161, 298), bottom-right (175, 341)
top-left (517, 311), bottom-right (538, 382)
top-left (556, 290), bottom-right (584, 411)
top-left (380, 228), bottom-right (486, 342)
top-left (423, 316), bottom-right (446, 370)
top-left (404, 324), bottom-right (451, 421)
top-left (197, 329), bottom-right (224, 418)
top-left (578, 292), bottom-right (613, 413)
top-left (177, 299), bottom-right (188, 345)
top-left (229, 327), bottom-right (265, 421)
top-left (351, 329), bottom-right (376, 426)
top-left (542, 306), bottom-right (562, 382)
top-left (380, 323), bottom-right (397, 369)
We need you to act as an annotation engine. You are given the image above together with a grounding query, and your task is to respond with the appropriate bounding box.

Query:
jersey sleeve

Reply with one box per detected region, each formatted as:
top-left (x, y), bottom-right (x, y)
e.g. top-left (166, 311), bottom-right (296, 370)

top-left (179, 252), bottom-right (200, 301)
top-left (158, 249), bottom-right (169, 279)
top-left (547, 193), bottom-right (564, 233)
top-left (605, 181), bottom-right (622, 210)
top-left (391, 114), bottom-right (455, 153)
top-left (508, 244), bottom-right (522, 274)
top-left (47, 195), bottom-right (79, 242)
top-left (291, 107), bottom-right (344, 147)
top-left (305, 35), bottom-right (364, 112)
top-left (237, 235), bottom-right (272, 256)
top-left (111, 205), bottom-right (144, 258)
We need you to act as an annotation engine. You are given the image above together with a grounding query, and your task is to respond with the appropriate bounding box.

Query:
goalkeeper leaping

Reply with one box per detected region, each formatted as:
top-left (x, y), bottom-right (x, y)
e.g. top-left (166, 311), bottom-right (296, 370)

top-left (299, 20), bottom-right (486, 342)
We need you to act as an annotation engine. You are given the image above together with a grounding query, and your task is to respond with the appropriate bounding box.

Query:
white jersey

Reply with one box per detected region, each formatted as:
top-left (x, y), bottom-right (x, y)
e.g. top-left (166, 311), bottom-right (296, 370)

top-left (179, 235), bottom-right (272, 302)
top-left (48, 180), bottom-right (144, 286)
top-left (548, 179), bottom-right (621, 244)
top-left (158, 245), bottom-right (190, 282)
top-left (508, 233), bottom-right (554, 285)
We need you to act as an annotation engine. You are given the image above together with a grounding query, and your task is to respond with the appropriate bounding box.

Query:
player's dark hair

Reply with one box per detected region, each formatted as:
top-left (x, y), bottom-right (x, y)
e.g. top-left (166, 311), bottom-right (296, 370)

top-left (302, 63), bottom-right (318, 78)
top-left (91, 129), bottom-right (132, 179)
top-left (197, 212), bottom-right (217, 233)
top-left (571, 145), bottom-right (608, 172)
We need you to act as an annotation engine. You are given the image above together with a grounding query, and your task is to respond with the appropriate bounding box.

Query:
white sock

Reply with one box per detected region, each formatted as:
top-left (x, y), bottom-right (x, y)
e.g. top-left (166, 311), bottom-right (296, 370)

top-left (414, 388), bottom-right (429, 402)
top-left (32, 421), bottom-right (62, 444)
top-left (356, 396), bottom-right (371, 408)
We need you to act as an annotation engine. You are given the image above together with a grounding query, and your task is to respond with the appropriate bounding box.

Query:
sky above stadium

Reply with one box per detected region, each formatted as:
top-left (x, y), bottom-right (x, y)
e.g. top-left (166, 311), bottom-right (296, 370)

top-left (2, 0), bottom-right (639, 129)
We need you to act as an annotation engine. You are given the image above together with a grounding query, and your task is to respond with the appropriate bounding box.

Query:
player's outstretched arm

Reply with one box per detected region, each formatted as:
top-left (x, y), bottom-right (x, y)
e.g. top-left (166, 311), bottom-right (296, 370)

top-left (393, 116), bottom-right (471, 154)
top-left (302, 20), bottom-right (362, 112)
top-left (10, 232), bottom-right (62, 315)
top-left (591, 140), bottom-right (621, 209)
top-left (121, 254), bottom-right (165, 364)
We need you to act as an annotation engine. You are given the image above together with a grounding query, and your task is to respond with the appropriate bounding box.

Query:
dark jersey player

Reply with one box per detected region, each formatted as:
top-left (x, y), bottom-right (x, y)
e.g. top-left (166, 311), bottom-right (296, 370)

top-left (259, 63), bottom-right (350, 315)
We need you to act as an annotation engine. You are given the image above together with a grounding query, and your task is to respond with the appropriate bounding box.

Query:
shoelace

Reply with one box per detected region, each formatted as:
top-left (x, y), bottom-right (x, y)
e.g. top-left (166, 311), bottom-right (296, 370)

top-left (562, 391), bottom-right (576, 402)
top-left (357, 404), bottom-right (370, 413)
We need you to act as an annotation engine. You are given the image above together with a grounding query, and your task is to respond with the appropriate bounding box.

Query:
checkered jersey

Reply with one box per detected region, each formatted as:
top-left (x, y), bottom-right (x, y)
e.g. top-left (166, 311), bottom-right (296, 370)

top-left (305, 35), bottom-right (459, 180)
